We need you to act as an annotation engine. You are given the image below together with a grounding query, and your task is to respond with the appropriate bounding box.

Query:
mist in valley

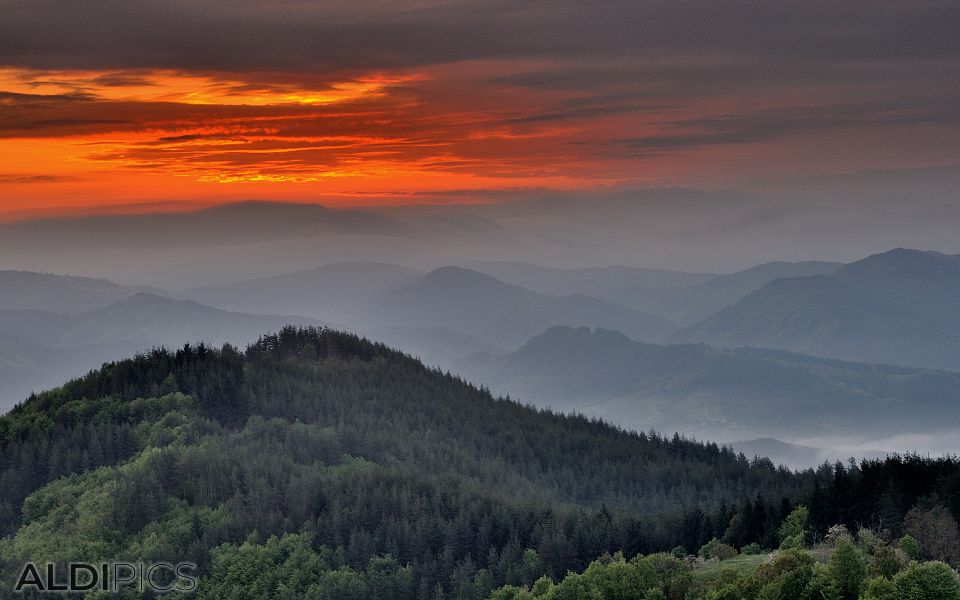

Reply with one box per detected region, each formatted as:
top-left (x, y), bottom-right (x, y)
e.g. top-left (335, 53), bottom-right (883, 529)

top-left (3, 179), bottom-right (960, 468)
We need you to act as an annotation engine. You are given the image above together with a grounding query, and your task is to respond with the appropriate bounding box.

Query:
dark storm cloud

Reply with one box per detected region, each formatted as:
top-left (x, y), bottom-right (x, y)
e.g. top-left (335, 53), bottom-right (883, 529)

top-left (603, 99), bottom-right (960, 155)
top-left (1, 0), bottom-right (958, 72)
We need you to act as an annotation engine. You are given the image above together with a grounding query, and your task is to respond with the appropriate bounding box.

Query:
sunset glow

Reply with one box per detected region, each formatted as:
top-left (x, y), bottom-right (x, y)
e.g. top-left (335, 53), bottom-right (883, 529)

top-left (2, 0), bottom-right (958, 219)
top-left (1, 64), bottom-right (667, 217)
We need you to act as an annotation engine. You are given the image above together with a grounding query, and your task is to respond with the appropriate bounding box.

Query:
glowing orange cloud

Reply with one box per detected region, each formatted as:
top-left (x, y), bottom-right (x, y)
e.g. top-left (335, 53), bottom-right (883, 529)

top-left (0, 68), bottom-right (417, 106)
top-left (3, 60), bottom-right (956, 220)
top-left (1, 64), bottom-right (653, 217)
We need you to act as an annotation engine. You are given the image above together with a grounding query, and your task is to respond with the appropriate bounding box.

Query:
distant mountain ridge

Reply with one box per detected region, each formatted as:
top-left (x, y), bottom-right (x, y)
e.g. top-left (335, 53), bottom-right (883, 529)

top-left (375, 266), bottom-right (679, 347)
top-left (0, 293), bottom-right (323, 410)
top-left (466, 260), bottom-right (842, 323)
top-left (669, 249), bottom-right (960, 370)
top-left (186, 263), bottom-right (681, 349)
top-left (458, 325), bottom-right (960, 443)
top-left (728, 438), bottom-right (889, 470)
top-left (183, 261), bottom-right (424, 323)
top-left (465, 261), bottom-right (715, 311)
top-left (659, 260), bottom-right (843, 323)
top-left (0, 270), bottom-right (165, 313)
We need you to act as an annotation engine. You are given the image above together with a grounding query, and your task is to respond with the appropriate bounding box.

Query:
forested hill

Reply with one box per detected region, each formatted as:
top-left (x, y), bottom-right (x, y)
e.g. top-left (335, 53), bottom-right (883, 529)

top-left (0, 327), bottom-right (801, 594)
top-left (2, 327), bottom-right (959, 599)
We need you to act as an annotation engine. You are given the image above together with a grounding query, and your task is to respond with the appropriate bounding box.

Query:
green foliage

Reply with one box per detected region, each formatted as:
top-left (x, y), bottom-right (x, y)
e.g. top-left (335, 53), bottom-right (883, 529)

top-left (855, 527), bottom-right (884, 555)
top-left (487, 547), bottom-right (960, 600)
top-left (867, 545), bottom-right (905, 579)
top-left (778, 506), bottom-right (809, 548)
top-left (489, 553), bottom-right (692, 600)
top-left (892, 562), bottom-right (960, 600)
top-left (740, 543), bottom-right (763, 555)
top-left (0, 328), bottom-right (805, 596)
top-left (779, 534), bottom-right (805, 551)
top-left (803, 564), bottom-right (842, 600)
top-left (861, 576), bottom-right (897, 600)
top-left (698, 538), bottom-right (738, 561)
top-left (5, 327), bottom-right (960, 599)
top-left (827, 537), bottom-right (864, 600)
top-left (899, 535), bottom-right (920, 560)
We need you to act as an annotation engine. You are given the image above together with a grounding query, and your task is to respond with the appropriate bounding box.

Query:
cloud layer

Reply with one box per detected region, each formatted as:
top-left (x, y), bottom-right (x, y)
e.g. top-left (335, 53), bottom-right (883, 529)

top-left (0, 0), bottom-right (958, 214)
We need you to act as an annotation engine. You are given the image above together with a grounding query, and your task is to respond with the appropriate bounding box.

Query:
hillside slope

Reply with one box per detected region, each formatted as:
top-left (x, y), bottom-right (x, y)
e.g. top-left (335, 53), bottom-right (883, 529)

top-left (458, 325), bottom-right (960, 444)
top-left (375, 266), bottom-right (679, 347)
top-left (466, 261), bottom-right (715, 311)
top-left (0, 295), bottom-right (323, 410)
top-left (659, 260), bottom-right (842, 323)
top-left (182, 261), bottom-right (424, 323)
top-left (0, 270), bottom-right (164, 313)
top-left (0, 327), bottom-right (804, 595)
top-left (669, 249), bottom-right (960, 370)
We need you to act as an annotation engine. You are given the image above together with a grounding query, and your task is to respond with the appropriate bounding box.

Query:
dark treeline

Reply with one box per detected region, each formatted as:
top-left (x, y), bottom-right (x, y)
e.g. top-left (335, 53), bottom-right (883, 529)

top-left (1, 327), bottom-right (958, 598)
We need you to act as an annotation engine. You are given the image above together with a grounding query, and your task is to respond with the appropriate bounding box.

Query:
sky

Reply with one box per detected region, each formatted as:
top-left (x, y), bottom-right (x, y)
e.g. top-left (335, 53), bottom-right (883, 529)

top-left (1, 0), bottom-right (959, 221)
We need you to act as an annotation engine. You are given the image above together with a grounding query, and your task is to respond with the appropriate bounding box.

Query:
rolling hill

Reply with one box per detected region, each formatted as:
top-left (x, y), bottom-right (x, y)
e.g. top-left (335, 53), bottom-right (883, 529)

top-left (466, 261), bottom-right (714, 310)
top-left (0, 326), bottom-right (807, 595)
top-left (658, 260), bottom-right (843, 323)
top-left (373, 266), bottom-right (680, 347)
top-left (182, 261), bottom-right (424, 323)
top-left (465, 260), bottom-right (841, 324)
top-left (0, 270), bottom-right (164, 313)
top-left (0, 294), bottom-right (322, 410)
top-left (1, 328), bottom-right (957, 597)
top-left (457, 325), bottom-right (960, 444)
top-left (669, 249), bottom-right (960, 370)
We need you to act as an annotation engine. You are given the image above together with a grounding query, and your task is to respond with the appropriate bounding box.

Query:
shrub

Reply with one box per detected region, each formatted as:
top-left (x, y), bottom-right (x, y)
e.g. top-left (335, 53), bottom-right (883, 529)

top-left (828, 537), bottom-right (865, 600)
top-left (698, 538), bottom-right (738, 561)
top-left (805, 564), bottom-right (842, 600)
top-left (892, 561), bottom-right (960, 600)
top-left (899, 535), bottom-right (920, 560)
top-left (857, 527), bottom-right (886, 554)
top-left (861, 576), bottom-right (897, 600)
top-left (779, 533), bottom-right (805, 551)
top-left (778, 506), bottom-right (809, 548)
top-left (867, 545), bottom-right (906, 579)
top-left (740, 543), bottom-right (763, 555)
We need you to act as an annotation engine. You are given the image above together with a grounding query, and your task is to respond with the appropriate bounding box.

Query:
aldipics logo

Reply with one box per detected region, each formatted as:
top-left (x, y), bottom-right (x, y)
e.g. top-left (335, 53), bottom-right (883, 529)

top-left (13, 562), bottom-right (198, 594)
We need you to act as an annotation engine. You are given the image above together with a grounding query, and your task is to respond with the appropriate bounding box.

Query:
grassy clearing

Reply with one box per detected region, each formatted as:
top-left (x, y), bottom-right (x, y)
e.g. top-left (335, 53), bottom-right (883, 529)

top-left (692, 553), bottom-right (770, 583)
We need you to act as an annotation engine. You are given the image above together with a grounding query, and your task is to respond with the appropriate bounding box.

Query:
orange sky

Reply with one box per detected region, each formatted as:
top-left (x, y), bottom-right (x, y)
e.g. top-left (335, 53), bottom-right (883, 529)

top-left (2, 57), bottom-right (959, 221)
top-left (0, 64), bottom-right (650, 217)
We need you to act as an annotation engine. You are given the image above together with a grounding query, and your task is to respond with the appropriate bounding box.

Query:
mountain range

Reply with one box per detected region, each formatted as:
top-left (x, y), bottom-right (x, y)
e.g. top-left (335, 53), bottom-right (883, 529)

top-left (185, 264), bottom-right (681, 349)
top-left (370, 266), bottom-right (678, 348)
top-left (184, 261), bottom-right (424, 324)
top-left (0, 294), bottom-right (321, 410)
top-left (0, 270), bottom-right (164, 313)
top-left (671, 249), bottom-right (960, 370)
top-left (454, 260), bottom-right (842, 323)
top-left (3, 247), bottom-right (959, 459)
top-left (458, 325), bottom-right (960, 446)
